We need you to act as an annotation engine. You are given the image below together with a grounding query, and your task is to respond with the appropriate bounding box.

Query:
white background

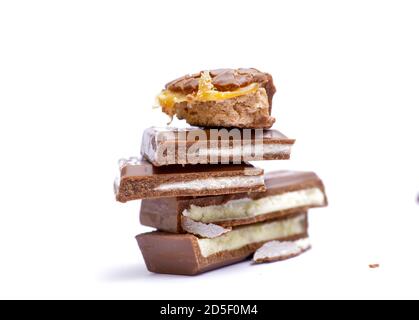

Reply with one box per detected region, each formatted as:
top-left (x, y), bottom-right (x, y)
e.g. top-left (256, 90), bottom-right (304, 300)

top-left (1, 0), bottom-right (419, 299)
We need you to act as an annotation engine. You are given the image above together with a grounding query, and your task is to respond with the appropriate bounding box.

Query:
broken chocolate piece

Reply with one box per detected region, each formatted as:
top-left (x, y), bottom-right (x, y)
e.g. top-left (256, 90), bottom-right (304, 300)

top-left (166, 68), bottom-right (276, 105)
top-left (253, 238), bottom-right (311, 263)
top-left (140, 170), bottom-right (327, 231)
top-left (141, 127), bottom-right (295, 166)
top-left (181, 216), bottom-right (231, 239)
top-left (137, 212), bottom-right (308, 275)
top-left (157, 68), bottom-right (276, 128)
top-left (115, 157), bottom-right (265, 202)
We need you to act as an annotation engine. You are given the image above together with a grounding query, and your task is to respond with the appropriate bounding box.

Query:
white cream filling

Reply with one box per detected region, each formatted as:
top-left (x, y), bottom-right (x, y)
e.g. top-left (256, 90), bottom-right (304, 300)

top-left (197, 214), bottom-right (305, 258)
top-left (253, 238), bottom-right (311, 262)
top-left (183, 187), bottom-right (325, 223)
top-left (155, 175), bottom-right (264, 191)
top-left (203, 144), bottom-right (292, 157)
top-left (147, 144), bottom-right (291, 164)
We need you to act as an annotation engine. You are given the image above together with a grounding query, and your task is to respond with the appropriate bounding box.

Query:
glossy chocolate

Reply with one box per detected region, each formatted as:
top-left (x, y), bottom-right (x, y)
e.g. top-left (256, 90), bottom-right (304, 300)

top-left (137, 212), bottom-right (308, 275)
top-left (115, 158), bottom-right (265, 202)
top-left (140, 170), bottom-right (327, 230)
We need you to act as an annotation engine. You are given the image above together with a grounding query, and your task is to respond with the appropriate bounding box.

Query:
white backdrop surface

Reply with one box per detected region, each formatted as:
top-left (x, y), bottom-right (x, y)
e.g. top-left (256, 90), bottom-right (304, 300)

top-left (1, 0), bottom-right (419, 299)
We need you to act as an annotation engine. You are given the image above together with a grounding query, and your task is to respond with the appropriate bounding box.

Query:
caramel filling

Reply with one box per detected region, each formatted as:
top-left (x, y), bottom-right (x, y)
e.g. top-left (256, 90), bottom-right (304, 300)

top-left (157, 71), bottom-right (259, 116)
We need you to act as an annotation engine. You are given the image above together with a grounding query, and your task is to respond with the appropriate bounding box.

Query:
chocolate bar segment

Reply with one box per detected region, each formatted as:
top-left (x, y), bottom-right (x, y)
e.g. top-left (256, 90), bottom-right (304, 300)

top-left (141, 127), bottom-right (295, 166)
top-left (158, 68), bottom-right (276, 128)
top-left (140, 170), bottom-right (326, 233)
top-left (137, 212), bottom-right (308, 275)
top-left (115, 157), bottom-right (265, 202)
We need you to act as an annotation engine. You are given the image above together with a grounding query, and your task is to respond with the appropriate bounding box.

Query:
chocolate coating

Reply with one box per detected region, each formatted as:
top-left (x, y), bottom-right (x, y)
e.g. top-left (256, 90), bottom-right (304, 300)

top-left (140, 127), bottom-right (295, 166)
top-left (165, 68), bottom-right (276, 107)
top-left (115, 159), bottom-right (265, 202)
top-left (137, 212), bottom-right (308, 275)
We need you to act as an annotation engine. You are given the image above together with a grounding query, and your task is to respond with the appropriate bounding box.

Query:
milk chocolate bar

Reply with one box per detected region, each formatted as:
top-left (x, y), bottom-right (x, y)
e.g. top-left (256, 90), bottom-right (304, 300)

top-left (141, 127), bottom-right (295, 166)
top-left (140, 170), bottom-right (326, 236)
top-left (137, 212), bottom-right (308, 275)
top-left (115, 157), bottom-right (265, 202)
top-left (157, 68), bottom-right (276, 128)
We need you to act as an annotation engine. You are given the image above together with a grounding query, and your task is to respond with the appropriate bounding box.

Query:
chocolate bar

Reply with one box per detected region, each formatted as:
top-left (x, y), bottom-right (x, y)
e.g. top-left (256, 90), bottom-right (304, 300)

top-left (141, 127), bottom-right (295, 166)
top-left (157, 68), bottom-right (276, 128)
top-left (137, 212), bottom-right (308, 275)
top-left (140, 170), bottom-right (326, 236)
top-left (115, 157), bottom-right (265, 202)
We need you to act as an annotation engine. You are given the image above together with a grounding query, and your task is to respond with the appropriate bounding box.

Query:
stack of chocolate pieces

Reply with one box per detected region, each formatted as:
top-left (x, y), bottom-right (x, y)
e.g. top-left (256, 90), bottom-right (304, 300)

top-left (114, 68), bottom-right (328, 275)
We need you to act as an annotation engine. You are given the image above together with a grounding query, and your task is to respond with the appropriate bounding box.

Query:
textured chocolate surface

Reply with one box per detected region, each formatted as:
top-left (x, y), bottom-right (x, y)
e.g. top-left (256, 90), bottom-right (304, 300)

top-left (137, 212), bottom-right (308, 275)
top-left (115, 159), bottom-right (265, 202)
top-left (173, 93), bottom-right (274, 128)
top-left (140, 170), bottom-right (327, 230)
top-left (159, 68), bottom-right (277, 128)
top-left (165, 68), bottom-right (276, 107)
top-left (140, 127), bottom-right (295, 166)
